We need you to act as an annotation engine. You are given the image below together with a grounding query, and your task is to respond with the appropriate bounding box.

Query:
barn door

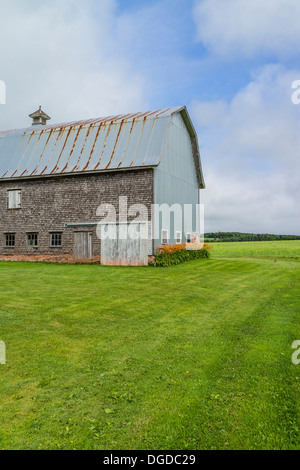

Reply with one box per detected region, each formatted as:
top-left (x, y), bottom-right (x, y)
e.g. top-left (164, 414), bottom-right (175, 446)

top-left (100, 222), bottom-right (148, 266)
top-left (74, 232), bottom-right (93, 259)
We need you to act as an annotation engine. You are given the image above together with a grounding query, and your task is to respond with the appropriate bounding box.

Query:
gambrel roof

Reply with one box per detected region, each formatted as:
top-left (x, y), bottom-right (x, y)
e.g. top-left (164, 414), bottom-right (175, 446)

top-left (0, 106), bottom-right (205, 188)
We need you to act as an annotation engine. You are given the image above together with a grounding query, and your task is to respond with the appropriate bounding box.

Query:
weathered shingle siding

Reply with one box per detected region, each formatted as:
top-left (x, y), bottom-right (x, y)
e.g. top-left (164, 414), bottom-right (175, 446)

top-left (0, 169), bottom-right (154, 258)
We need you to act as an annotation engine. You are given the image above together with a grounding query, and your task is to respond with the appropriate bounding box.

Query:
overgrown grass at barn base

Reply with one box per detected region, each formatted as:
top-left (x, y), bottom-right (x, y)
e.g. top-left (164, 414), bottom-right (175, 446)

top-left (0, 240), bottom-right (299, 450)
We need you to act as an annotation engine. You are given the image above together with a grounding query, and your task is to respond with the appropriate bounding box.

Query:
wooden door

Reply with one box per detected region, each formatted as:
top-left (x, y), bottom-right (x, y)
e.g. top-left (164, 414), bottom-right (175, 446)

top-left (74, 232), bottom-right (93, 259)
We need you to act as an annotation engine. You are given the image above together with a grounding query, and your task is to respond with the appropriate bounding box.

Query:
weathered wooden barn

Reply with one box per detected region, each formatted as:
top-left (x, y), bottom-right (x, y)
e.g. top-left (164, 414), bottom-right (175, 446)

top-left (0, 106), bottom-right (205, 265)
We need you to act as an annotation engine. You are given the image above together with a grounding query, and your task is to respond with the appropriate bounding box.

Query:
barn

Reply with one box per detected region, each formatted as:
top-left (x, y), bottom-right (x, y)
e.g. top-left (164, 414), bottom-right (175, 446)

top-left (0, 106), bottom-right (205, 265)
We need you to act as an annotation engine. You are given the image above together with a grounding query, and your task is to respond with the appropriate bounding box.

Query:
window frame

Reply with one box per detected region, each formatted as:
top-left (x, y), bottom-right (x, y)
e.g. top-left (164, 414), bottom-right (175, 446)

top-left (27, 233), bottom-right (39, 247)
top-left (50, 232), bottom-right (63, 247)
top-left (176, 231), bottom-right (182, 244)
top-left (7, 190), bottom-right (22, 210)
top-left (186, 233), bottom-right (191, 244)
top-left (161, 229), bottom-right (169, 245)
top-left (5, 233), bottom-right (16, 247)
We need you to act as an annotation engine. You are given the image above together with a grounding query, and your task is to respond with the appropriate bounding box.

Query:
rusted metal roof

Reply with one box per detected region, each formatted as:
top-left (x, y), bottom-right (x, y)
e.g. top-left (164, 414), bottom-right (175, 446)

top-left (0, 106), bottom-right (205, 187)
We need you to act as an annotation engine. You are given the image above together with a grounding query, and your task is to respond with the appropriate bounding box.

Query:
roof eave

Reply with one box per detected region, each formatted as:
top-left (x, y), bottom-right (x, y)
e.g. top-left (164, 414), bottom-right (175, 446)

top-left (0, 165), bottom-right (157, 183)
top-left (174, 106), bottom-right (206, 190)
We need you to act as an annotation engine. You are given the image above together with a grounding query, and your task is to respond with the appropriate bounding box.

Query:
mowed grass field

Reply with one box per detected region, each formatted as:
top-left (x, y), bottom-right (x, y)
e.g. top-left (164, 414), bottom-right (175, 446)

top-left (210, 239), bottom-right (300, 260)
top-left (0, 240), bottom-right (299, 450)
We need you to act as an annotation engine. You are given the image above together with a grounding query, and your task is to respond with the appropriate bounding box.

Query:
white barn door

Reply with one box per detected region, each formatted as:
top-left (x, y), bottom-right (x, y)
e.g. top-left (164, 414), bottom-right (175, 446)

top-left (100, 222), bottom-right (148, 266)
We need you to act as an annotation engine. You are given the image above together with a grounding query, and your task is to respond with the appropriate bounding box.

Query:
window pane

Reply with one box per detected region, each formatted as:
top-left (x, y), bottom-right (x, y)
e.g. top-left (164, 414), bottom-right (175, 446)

top-left (5, 234), bottom-right (15, 247)
top-left (8, 190), bottom-right (21, 209)
top-left (27, 233), bottom-right (38, 246)
top-left (162, 230), bottom-right (168, 245)
top-left (50, 233), bottom-right (62, 246)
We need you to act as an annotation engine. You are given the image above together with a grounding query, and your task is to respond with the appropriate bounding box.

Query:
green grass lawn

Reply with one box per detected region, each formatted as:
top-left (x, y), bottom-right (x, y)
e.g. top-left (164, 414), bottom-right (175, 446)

top-left (210, 239), bottom-right (300, 259)
top-left (0, 241), bottom-right (300, 450)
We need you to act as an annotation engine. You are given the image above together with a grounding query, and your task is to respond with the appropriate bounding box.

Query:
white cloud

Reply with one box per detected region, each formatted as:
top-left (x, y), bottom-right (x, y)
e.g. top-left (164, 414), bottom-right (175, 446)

top-left (0, 0), bottom-right (147, 130)
top-left (191, 65), bottom-right (300, 234)
top-left (194, 0), bottom-right (300, 59)
top-left (0, 1), bottom-right (298, 235)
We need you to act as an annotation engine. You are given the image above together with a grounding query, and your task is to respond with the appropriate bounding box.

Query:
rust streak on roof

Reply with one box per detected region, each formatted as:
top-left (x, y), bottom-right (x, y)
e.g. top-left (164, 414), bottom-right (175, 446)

top-left (50, 126), bottom-right (73, 174)
top-left (105, 119), bottom-right (125, 170)
top-left (70, 123), bottom-right (95, 172)
top-left (81, 122), bottom-right (103, 172)
top-left (12, 130), bottom-right (37, 177)
top-left (20, 168), bottom-right (28, 177)
top-left (93, 120), bottom-right (114, 171)
top-left (19, 131), bottom-right (35, 160)
top-left (129, 115), bottom-right (148, 168)
top-left (60, 125), bottom-right (83, 173)
top-left (141, 115), bottom-right (159, 166)
top-left (30, 129), bottom-right (54, 176)
top-left (29, 129), bottom-right (46, 176)
top-left (116, 117), bottom-right (138, 169)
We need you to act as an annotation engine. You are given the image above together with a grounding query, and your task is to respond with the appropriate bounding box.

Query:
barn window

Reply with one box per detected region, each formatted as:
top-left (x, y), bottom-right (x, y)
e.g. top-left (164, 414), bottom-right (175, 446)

top-left (186, 233), bottom-right (191, 243)
top-left (50, 233), bottom-right (62, 247)
top-left (176, 231), bottom-right (182, 244)
top-left (5, 233), bottom-right (15, 247)
top-left (7, 190), bottom-right (21, 209)
top-left (161, 229), bottom-right (168, 245)
top-left (27, 233), bottom-right (38, 247)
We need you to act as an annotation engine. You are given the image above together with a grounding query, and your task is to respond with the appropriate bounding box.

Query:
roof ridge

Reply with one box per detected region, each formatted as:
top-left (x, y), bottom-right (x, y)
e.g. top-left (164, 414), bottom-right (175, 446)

top-left (0, 107), bottom-right (184, 136)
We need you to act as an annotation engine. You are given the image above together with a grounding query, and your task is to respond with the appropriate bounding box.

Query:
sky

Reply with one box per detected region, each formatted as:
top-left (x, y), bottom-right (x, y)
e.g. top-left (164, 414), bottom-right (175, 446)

top-left (0, 0), bottom-right (299, 234)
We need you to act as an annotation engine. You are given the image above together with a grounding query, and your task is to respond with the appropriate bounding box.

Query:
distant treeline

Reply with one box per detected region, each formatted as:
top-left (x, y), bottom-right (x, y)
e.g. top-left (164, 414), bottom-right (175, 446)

top-left (204, 232), bottom-right (300, 242)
